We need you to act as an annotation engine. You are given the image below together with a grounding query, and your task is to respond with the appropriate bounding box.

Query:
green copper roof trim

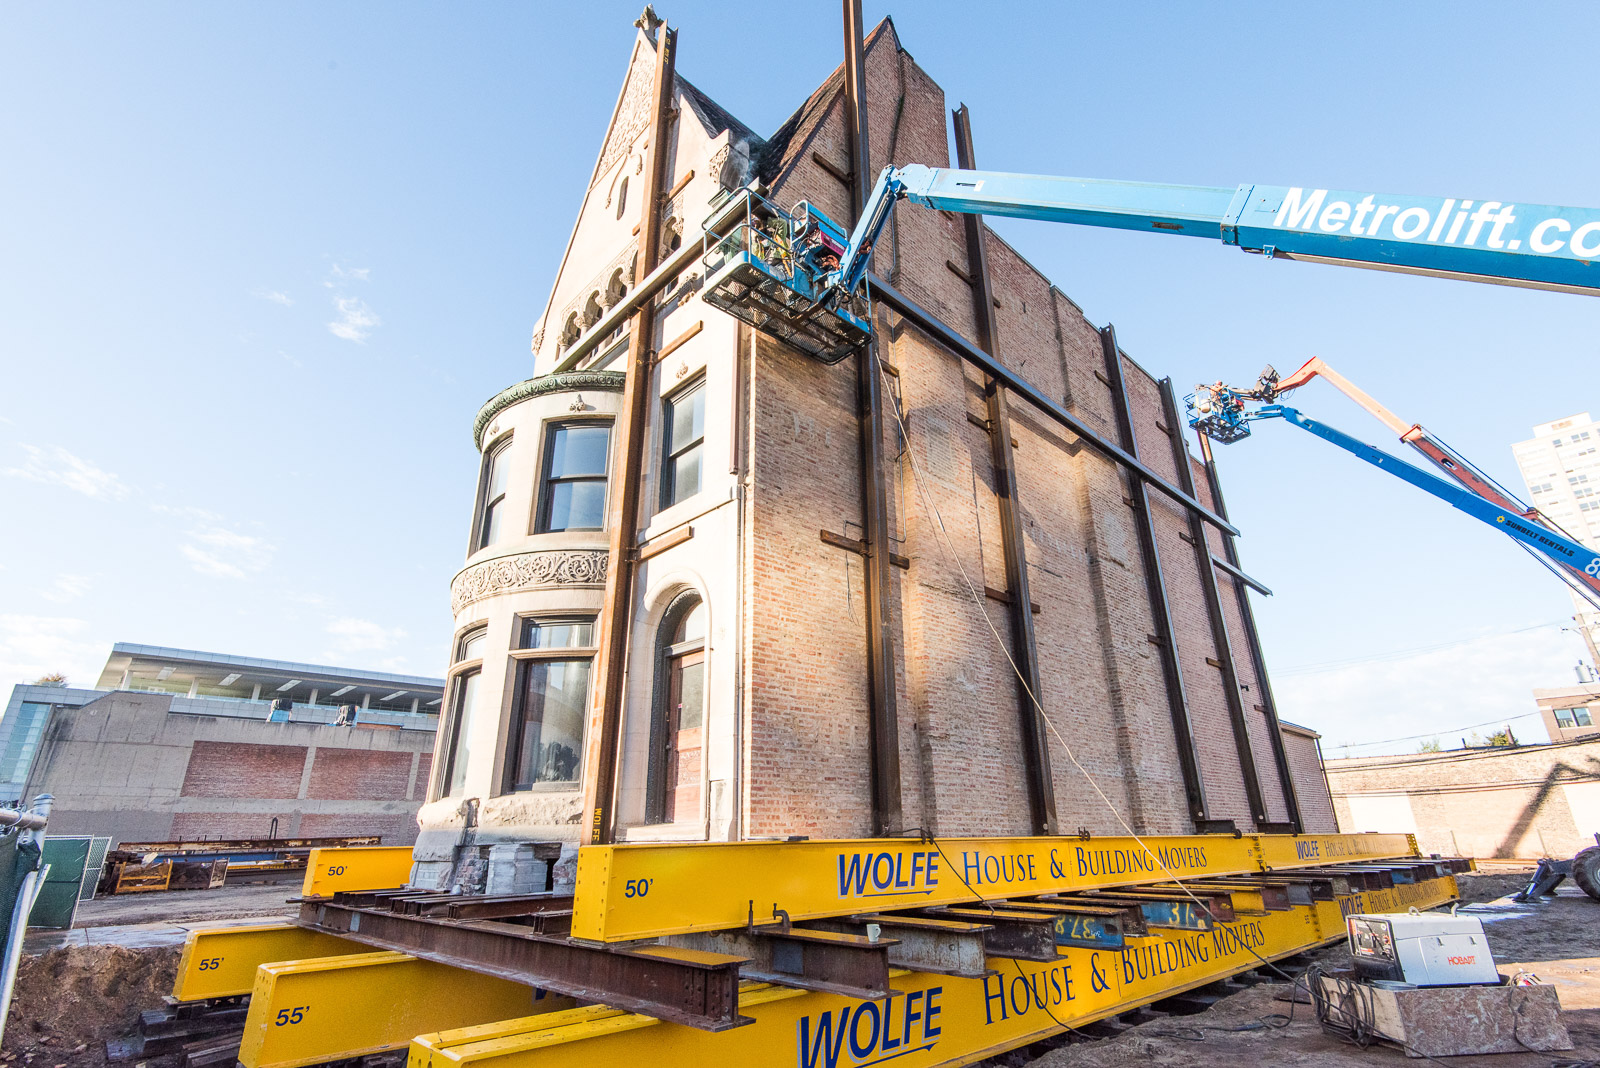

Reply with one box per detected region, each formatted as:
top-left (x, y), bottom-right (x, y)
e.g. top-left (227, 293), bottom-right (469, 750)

top-left (473, 371), bottom-right (626, 449)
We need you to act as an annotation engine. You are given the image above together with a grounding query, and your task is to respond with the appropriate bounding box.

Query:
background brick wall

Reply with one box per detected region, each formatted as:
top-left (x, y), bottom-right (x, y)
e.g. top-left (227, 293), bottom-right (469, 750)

top-left (179, 741), bottom-right (307, 799)
top-left (308, 748), bottom-right (414, 801)
top-left (741, 19), bottom-right (1307, 838)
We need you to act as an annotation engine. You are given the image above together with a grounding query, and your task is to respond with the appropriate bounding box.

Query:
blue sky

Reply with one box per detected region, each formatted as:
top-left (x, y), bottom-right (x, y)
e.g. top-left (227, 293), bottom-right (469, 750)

top-left (2, 2), bottom-right (1596, 755)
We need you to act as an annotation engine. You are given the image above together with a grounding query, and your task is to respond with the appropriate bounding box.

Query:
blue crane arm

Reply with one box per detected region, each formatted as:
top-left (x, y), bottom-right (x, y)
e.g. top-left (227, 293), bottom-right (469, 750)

top-left (833, 164), bottom-right (1600, 298)
top-left (1259, 404), bottom-right (1600, 579)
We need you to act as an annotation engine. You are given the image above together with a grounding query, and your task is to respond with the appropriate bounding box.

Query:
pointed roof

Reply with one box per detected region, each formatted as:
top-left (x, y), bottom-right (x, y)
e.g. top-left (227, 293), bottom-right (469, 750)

top-left (756, 17), bottom-right (902, 184)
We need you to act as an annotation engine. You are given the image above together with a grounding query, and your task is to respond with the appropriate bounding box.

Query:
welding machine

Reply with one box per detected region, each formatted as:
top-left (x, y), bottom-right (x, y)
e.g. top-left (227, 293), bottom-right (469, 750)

top-left (1347, 911), bottom-right (1499, 986)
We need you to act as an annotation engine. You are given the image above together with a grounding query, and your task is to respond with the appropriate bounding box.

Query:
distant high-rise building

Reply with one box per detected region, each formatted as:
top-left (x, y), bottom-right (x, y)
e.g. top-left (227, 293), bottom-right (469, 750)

top-left (1513, 412), bottom-right (1600, 663)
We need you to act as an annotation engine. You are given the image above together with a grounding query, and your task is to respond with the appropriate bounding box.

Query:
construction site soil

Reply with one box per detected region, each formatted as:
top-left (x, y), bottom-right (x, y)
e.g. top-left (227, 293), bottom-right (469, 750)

top-left (2, 870), bottom-right (1595, 1068)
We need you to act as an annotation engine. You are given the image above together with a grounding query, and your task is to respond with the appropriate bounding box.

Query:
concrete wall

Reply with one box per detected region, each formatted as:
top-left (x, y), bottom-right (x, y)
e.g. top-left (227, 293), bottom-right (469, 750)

top-left (1327, 739), bottom-right (1600, 859)
top-left (26, 691), bottom-right (432, 846)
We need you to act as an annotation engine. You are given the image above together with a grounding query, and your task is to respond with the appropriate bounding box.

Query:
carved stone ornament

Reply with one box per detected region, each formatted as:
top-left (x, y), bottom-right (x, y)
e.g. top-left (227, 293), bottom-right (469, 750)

top-left (595, 49), bottom-right (656, 186)
top-left (451, 551), bottom-right (610, 614)
top-left (473, 370), bottom-right (625, 449)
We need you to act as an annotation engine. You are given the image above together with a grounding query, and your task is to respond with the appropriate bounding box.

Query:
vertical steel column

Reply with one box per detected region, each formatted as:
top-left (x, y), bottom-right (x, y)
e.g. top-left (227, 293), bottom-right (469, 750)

top-left (1099, 327), bottom-right (1218, 831)
top-left (843, 0), bottom-right (902, 836)
top-left (1158, 378), bottom-right (1269, 828)
top-left (951, 104), bottom-right (1056, 836)
top-left (581, 24), bottom-right (678, 845)
top-left (1194, 429), bottom-right (1304, 832)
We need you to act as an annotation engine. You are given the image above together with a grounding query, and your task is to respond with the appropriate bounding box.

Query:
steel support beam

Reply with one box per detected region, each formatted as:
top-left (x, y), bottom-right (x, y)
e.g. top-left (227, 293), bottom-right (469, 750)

top-left (1195, 430), bottom-right (1305, 832)
top-left (569, 832), bottom-right (1417, 942)
top-left (843, 0), bottom-right (903, 835)
top-left (867, 276), bottom-right (1238, 536)
top-left (582, 23), bottom-right (678, 845)
top-left (668, 926), bottom-right (896, 1000)
top-left (1098, 326), bottom-right (1218, 830)
top-left (952, 103), bottom-right (1056, 836)
top-left (1158, 377), bottom-right (1270, 829)
top-left (297, 900), bottom-right (749, 1032)
top-left (238, 950), bottom-right (559, 1068)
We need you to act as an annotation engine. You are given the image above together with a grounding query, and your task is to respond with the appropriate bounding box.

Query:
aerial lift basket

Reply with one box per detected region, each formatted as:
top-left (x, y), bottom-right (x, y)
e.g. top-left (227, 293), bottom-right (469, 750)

top-left (700, 188), bottom-right (871, 364)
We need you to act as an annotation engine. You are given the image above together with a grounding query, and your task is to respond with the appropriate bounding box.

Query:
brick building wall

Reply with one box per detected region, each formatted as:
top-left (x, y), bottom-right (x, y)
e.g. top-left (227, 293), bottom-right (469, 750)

top-left (741, 20), bottom-right (1306, 837)
top-left (1328, 739), bottom-right (1600, 858)
top-left (27, 691), bottom-right (433, 846)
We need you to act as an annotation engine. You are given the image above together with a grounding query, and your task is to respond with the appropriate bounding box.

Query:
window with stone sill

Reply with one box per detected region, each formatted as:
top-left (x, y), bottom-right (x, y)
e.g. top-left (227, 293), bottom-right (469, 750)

top-left (536, 421), bottom-right (612, 533)
top-left (659, 377), bottom-right (705, 510)
top-left (645, 594), bottom-right (706, 825)
top-left (503, 617), bottom-right (596, 791)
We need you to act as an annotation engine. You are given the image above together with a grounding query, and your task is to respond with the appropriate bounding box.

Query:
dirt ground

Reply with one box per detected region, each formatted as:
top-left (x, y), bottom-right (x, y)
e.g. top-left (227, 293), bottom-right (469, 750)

top-left (1024, 867), bottom-right (1600, 1068)
top-left (3, 882), bottom-right (299, 1068)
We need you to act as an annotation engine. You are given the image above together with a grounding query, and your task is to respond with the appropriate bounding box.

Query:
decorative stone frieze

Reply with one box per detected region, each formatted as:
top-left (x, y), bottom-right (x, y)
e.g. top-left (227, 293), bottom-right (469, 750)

top-left (451, 551), bottom-right (610, 613)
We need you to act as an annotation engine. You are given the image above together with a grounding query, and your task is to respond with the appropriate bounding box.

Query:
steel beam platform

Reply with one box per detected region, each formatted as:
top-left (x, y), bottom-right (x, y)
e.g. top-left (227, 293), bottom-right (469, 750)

top-left (408, 875), bottom-right (1460, 1068)
top-left (296, 899), bottom-right (750, 1031)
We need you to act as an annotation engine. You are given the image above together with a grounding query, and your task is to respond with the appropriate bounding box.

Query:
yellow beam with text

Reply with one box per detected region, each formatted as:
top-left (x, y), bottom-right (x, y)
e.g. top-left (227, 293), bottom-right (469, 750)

top-left (301, 845), bottom-right (415, 897)
top-left (239, 951), bottom-right (568, 1068)
top-left (417, 876), bottom-right (1457, 1068)
top-left (571, 833), bottom-right (1416, 942)
top-left (174, 922), bottom-right (367, 1001)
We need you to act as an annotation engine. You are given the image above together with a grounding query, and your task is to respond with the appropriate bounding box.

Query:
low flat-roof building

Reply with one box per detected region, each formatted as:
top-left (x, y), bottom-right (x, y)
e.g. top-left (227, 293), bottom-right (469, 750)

top-left (1, 644), bottom-right (443, 845)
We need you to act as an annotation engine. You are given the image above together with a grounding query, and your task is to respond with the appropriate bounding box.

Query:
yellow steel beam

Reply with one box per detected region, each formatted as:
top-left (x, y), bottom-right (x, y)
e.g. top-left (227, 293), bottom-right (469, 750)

top-left (301, 845), bottom-right (415, 897)
top-left (239, 951), bottom-right (570, 1068)
top-left (570, 833), bottom-right (1415, 942)
top-left (174, 923), bottom-right (367, 1001)
top-left (417, 876), bottom-right (1456, 1068)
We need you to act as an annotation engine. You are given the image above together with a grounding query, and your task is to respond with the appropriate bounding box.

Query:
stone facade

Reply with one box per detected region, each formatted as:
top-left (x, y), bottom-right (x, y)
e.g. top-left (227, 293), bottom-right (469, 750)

top-left (416, 16), bottom-right (1336, 892)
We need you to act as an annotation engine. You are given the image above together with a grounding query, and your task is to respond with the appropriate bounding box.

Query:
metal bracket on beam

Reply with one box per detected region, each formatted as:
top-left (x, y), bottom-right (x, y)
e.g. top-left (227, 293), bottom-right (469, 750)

top-left (667, 925), bottom-right (897, 1001)
top-left (825, 913), bottom-right (995, 979)
top-left (920, 906), bottom-right (1059, 962)
top-left (297, 900), bottom-right (751, 1032)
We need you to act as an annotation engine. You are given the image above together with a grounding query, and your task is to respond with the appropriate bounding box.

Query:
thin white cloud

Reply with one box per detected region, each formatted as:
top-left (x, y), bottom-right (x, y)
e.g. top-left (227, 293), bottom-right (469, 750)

top-left (1277, 627), bottom-right (1578, 755)
top-left (180, 526), bottom-right (274, 579)
top-left (0, 615), bottom-right (101, 688)
top-left (40, 573), bottom-right (91, 604)
top-left (326, 617), bottom-right (406, 655)
top-left (253, 288), bottom-right (294, 306)
top-left (328, 296), bottom-right (379, 342)
top-left (3, 444), bottom-right (130, 500)
top-left (328, 264), bottom-right (370, 283)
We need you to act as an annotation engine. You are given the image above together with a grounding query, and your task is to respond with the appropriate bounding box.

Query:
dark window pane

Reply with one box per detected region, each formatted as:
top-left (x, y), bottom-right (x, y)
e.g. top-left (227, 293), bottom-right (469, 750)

top-left (481, 498), bottom-right (504, 546)
top-left (677, 659), bottom-right (704, 730)
top-left (545, 479), bottom-right (607, 531)
top-left (511, 659), bottom-right (590, 786)
top-left (549, 425), bottom-right (610, 478)
top-left (486, 446), bottom-right (510, 497)
top-left (671, 448), bottom-right (702, 503)
top-left (1578, 708), bottom-right (1595, 727)
top-left (521, 619), bottom-right (594, 650)
top-left (443, 671), bottom-right (480, 797)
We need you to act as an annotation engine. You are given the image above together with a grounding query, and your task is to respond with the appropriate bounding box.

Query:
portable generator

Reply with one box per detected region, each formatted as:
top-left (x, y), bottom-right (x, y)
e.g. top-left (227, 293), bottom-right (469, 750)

top-left (1346, 911), bottom-right (1499, 986)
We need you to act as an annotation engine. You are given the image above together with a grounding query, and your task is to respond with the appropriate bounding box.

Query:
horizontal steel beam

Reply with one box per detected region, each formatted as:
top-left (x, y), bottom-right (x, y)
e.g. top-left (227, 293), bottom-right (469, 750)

top-left (867, 273), bottom-right (1240, 536)
top-left (238, 950), bottom-right (559, 1068)
top-left (666, 926), bottom-right (896, 1001)
top-left (1211, 553), bottom-right (1272, 596)
top-left (297, 901), bottom-right (750, 1032)
top-left (568, 832), bottom-right (1416, 942)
